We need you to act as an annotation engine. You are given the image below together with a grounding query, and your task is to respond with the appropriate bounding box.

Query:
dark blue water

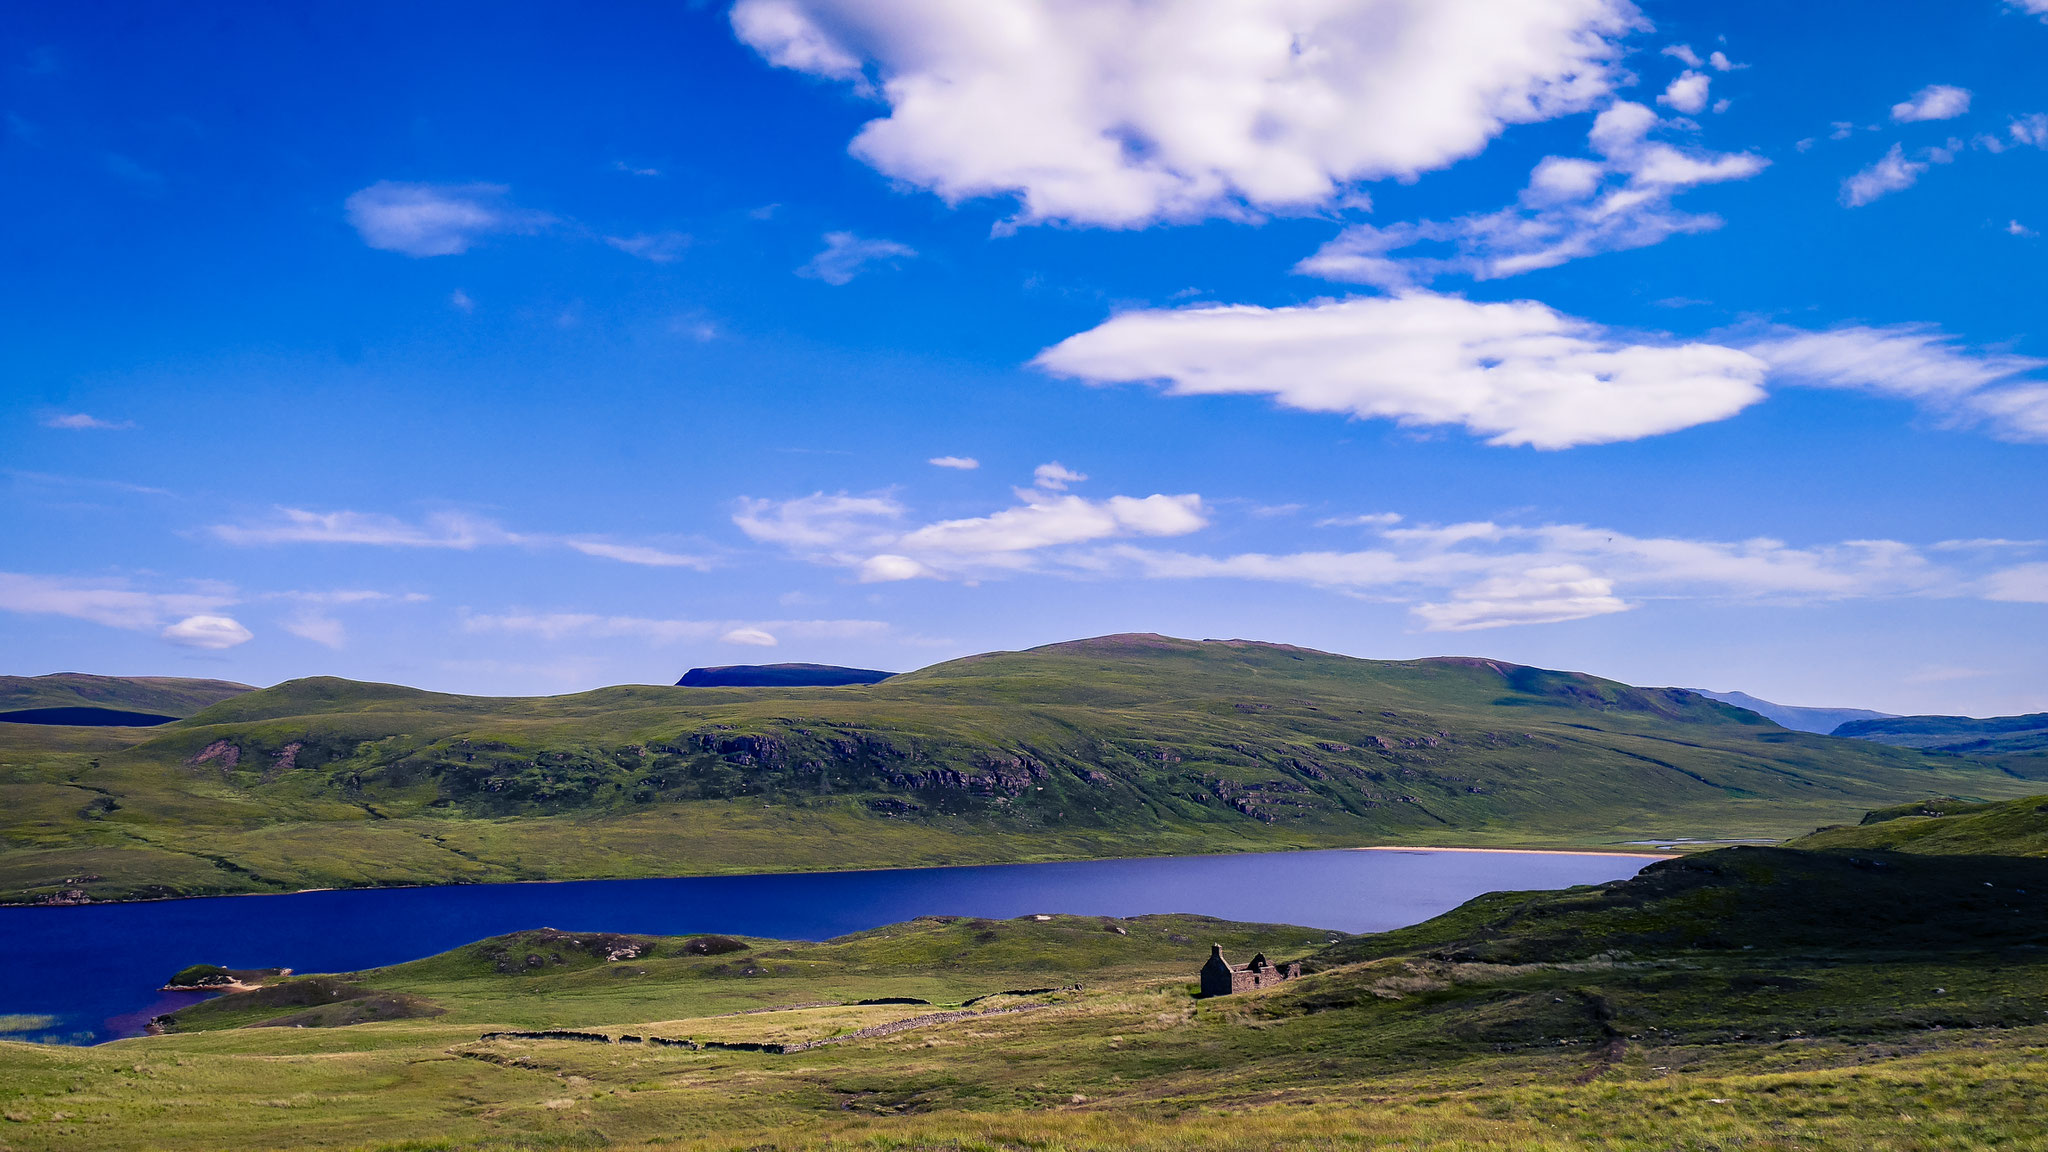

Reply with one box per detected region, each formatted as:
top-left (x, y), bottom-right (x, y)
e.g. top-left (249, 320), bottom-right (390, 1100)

top-left (0, 847), bottom-right (1659, 1045)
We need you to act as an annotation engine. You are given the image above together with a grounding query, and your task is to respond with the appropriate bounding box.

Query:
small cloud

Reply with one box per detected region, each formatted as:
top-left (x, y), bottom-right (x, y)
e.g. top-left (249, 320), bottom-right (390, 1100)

top-left (282, 613), bottom-right (347, 648)
top-left (161, 614), bottom-right (254, 649)
top-left (1032, 462), bottom-right (1087, 491)
top-left (1840, 144), bottom-right (1928, 207)
top-left (749, 203), bottom-right (781, 220)
top-left (797, 231), bottom-right (916, 286)
top-left (859, 554), bottom-right (934, 582)
top-left (1661, 44), bottom-right (1703, 68)
top-left (344, 181), bottom-right (549, 257)
top-left (1707, 51), bottom-right (1739, 72)
top-left (562, 540), bottom-right (712, 569)
top-left (2011, 220), bottom-right (2038, 237)
top-left (1316, 512), bottom-right (1404, 528)
top-left (1891, 84), bottom-right (1971, 123)
top-left (929, 455), bottom-right (980, 470)
top-left (1250, 503), bottom-right (1305, 518)
top-left (605, 231), bottom-right (689, 262)
top-left (667, 315), bottom-right (719, 341)
top-left (613, 160), bottom-right (663, 177)
top-left (720, 626), bottom-right (778, 647)
top-left (1657, 72), bottom-right (1711, 115)
top-left (2012, 114), bottom-right (2048, 149)
top-left (450, 289), bottom-right (475, 312)
top-left (42, 413), bottom-right (134, 431)
top-left (1829, 122), bottom-right (1856, 141)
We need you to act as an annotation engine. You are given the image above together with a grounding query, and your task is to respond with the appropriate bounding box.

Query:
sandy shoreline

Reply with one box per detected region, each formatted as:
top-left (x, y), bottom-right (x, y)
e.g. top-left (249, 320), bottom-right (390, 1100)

top-left (1355, 845), bottom-right (1678, 860)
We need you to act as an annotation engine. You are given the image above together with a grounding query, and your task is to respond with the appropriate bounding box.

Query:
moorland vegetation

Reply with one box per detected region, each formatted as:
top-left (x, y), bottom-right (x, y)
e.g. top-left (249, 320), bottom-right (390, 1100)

top-left (3, 794), bottom-right (2048, 1150)
top-left (2, 635), bottom-right (2040, 905)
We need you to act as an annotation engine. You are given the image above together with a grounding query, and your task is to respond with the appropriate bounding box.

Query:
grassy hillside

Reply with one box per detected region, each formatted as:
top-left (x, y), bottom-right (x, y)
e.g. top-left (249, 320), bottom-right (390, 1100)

top-left (1790, 793), bottom-right (2048, 857)
top-left (5, 814), bottom-right (2048, 1149)
top-left (0, 674), bottom-right (254, 717)
top-left (2, 634), bottom-right (2037, 904)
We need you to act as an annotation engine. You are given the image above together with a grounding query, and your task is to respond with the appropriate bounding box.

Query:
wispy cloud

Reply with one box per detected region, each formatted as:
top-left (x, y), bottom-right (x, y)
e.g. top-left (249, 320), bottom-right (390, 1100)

top-left (41, 412), bottom-right (134, 431)
top-left (462, 612), bottom-right (887, 649)
top-left (1746, 324), bottom-right (2048, 442)
top-left (604, 231), bottom-right (689, 262)
top-left (210, 507), bottom-right (713, 570)
top-left (1298, 101), bottom-right (1766, 286)
top-left (0, 572), bottom-right (252, 647)
top-left (798, 232), bottom-right (917, 286)
top-left (1840, 143), bottom-right (1946, 206)
top-left (928, 455), bottom-right (979, 470)
top-left (344, 182), bottom-right (552, 257)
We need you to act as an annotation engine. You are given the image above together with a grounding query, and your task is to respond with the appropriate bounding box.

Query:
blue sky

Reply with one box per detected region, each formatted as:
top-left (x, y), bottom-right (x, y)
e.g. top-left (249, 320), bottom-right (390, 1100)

top-left (3, 0), bottom-right (2046, 715)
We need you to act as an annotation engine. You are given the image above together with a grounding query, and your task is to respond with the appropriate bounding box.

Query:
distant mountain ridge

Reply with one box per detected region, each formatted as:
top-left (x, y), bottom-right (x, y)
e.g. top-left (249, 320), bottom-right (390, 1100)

top-left (1835, 712), bottom-right (2048, 757)
top-left (0, 673), bottom-right (254, 717)
top-left (1693, 689), bottom-right (1894, 735)
top-left (676, 663), bottom-right (896, 687)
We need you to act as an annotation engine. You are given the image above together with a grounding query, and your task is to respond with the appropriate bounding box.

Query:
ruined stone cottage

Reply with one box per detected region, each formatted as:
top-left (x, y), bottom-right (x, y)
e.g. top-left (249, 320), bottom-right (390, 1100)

top-left (1199, 944), bottom-right (1301, 997)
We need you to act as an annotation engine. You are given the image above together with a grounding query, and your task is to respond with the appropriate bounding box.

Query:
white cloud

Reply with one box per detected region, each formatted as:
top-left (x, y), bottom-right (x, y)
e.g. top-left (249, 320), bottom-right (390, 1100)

top-left (462, 613), bottom-right (887, 645)
top-left (1747, 324), bottom-right (2048, 442)
top-left (1032, 462), bottom-right (1087, 490)
top-left (160, 614), bottom-right (254, 649)
top-left (344, 182), bottom-right (549, 257)
top-left (41, 412), bottom-right (134, 430)
top-left (1984, 562), bottom-right (2048, 603)
top-left (798, 231), bottom-right (917, 285)
top-left (737, 469), bottom-right (1206, 581)
top-left (1298, 101), bottom-right (1765, 285)
top-left (1410, 565), bottom-right (1628, 631)
top-left (1891, 85), bottom-right (1971, 123)
top-left (281, 613), bottom-right (348, 648)
top-left (450, 289), bottom-right (475, 312)
top-left (562, 540), bottom-right (713, 569)
top-left (2011, 114), bottom-right (2048, 149)
top-left (605, 231), bottom-right (690, 262)
top-left (1661, 44), bottom-right (1702, 68)
top-left (2011, 0), bottom-right (2048, 18)
top-left (212, 508), bottom-right (714, 568)
top-left (0, 571), bottom-right (236, 634)
top-left (1658, 72), bottom-right (1710, 115)
top-left (1034, 292), bottom-right (1769, 449)
top-left (928, 455), bottom-right (980, 470)
top-left (1118, 517), bottom-right (1973, 631)
top-left (1840, 144), bottom-right (1929, 206)
top-left (732, 0), bottom-right (1643, 227)
top-left (211, 508), bottom-right (513, 549)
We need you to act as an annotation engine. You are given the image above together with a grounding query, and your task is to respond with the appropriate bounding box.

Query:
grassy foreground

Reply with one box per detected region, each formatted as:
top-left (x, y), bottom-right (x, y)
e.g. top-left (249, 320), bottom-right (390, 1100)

top-left (5, 635), bottom-right (2039, 905)
top-left (6, 797), bottom-right (2048, 1150)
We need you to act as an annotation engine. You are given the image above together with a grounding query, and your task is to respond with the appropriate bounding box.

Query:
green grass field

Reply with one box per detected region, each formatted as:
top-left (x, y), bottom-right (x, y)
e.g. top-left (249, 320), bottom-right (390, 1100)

top-left (4, 636), bottom-right (2039, 906)
top-left (6, 792), bottom-right (2048, 1151)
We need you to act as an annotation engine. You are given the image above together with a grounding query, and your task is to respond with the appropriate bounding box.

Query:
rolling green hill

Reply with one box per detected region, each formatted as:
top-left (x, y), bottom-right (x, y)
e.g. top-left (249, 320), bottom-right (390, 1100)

top-left (1, 634), bottom-right (2038, 904)
top-left (0, 673), bottom-right (254, 717)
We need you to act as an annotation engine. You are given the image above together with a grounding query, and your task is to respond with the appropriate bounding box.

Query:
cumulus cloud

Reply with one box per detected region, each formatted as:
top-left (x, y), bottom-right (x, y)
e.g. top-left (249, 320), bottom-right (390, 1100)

top-left (212, 508), bottom-right (712, 569)
top-left (1891, 85), bottom-right (1971, 123)
top-left (0, 572), bottom-right (249, 644)
top-left (736, 466), bottom-right (1206, 581)
top-left (1747, 324), bottom-right (2048, 442)
top-left (344, 182), bottom-right (550, 257)
top-left (732, 0), bottom-right (1643, 227)
top-left (1298, 101), bottom-right (1765, 285)
top-left (1034, 292), bottom-right (1769, 449)
top-left (41, 412), bottom-right (135, 430)
top-left (798, 231), bottom-right (917, 285)
top-left (928, 455), bottom-right (980, 470)
top-left (1658, 72), bottom-right (1711, 115)
top-left (161, 615), bottom-right (254, 649)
